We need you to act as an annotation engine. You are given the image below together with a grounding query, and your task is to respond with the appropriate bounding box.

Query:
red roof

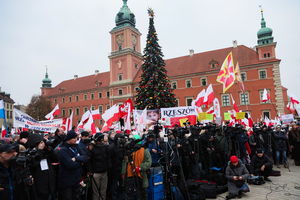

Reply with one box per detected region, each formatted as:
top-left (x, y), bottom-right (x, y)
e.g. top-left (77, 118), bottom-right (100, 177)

top-left (165, 45), bottom-right (279, 77)
top-left (47, 45), bottom-right (280, 96)
top-left (46, 72), bottom-right (110, 96)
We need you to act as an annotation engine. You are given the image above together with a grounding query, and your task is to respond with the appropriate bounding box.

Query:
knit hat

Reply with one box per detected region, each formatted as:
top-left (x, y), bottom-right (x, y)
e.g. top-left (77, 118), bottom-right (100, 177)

top-left (0, 143), bottom-right (17, 153)
top-left (27, 134), bottom-right (44, 148)
top-left (65, 130), bottom-right (78, 141)
top-left (256, 148), bottom-right (264, 154)
top-left (20, 131), bottom-right (30, 139)
top-left (230, 155), bottom-right (239, 163)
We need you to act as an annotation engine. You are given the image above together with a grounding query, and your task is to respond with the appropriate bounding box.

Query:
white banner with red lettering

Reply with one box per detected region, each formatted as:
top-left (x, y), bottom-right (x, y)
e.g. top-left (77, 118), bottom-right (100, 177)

top-left (14, 109), bottom-right (62, 133)
top-left (160, 106), bottom-right (198, 126)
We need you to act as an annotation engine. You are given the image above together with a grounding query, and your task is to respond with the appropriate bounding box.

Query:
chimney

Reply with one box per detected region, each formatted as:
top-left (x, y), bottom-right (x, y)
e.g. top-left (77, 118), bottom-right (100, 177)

top-left (95, 70), bottom-right (99, 75)
top-left (233, 40), bottom-right (238, 48)
top-left (189, 49), bottom-right (194, 56)
top-left (74, 75), bottom-right (78, 79)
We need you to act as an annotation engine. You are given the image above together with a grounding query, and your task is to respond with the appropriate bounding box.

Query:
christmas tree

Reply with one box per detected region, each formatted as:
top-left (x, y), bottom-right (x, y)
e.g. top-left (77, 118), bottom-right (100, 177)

top-left (135, 9), bottom-right (177, 110)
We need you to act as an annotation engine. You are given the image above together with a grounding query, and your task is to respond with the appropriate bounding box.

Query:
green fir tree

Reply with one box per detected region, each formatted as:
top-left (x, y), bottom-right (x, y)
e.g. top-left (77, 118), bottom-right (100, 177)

top-left (135, 9), bottom-right (177, 110)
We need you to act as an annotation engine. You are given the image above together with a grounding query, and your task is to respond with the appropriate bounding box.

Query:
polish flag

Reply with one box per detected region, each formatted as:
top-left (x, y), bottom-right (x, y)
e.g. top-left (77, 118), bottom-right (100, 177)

top-left (261, 89), bottom-right (270, 103)
top-left (231, 94), bottom-right (239, 113)
top-left (45, 104), bottom-right (60, 120)
top-left (264, 116), bottom-right (272, 127)
top-left (213, 98), bottom-right (221, 118)
top-left (1, 124), bottom-right (7, 138)
top-left (290, 97), bottom-right (300, 105)
top-left (287, 102), bottom-right (295, 114)
top-left (204, 84), bottom-right (214, 106)
top-left (66, 111), bottom-right (73, 131)
top-left (91, 109), bottom-right (101, 120)
top-left (84, 113), bottom-right (96, 135)
top-left (119, 99), bottom-right (133, 131)
top-left (101, 104), bottom-right (120, 132)
top-left (206, 106), bottom-right (214, 114)
top-left (78, 110), bottom-right (91, 128)
top-left (193, 89), bottom-right (206, 107)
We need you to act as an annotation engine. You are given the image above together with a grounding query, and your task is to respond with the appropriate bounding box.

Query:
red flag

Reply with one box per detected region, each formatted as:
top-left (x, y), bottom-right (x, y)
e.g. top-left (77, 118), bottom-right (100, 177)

top-left (91, 109), bottom-right (101, 120)
top-left (287, 102), bottom-right (295, 114)
top-left (216, 52), bottom-right (236, 93)
top-left (204, 84), bottom-right (215, 106)
top-left (291, 97), bottom-right (300, 105)
top-left (45, 104), bottom-right (60, 120)
top-left (231, 94), bottom-right (239, 112)
top-left (101, 104), bottom-right (120, 132)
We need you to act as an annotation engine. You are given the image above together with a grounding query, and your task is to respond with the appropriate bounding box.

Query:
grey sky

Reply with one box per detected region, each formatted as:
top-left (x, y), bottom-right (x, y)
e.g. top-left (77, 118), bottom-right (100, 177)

top-left (0, 0), bottom-right (299, 105)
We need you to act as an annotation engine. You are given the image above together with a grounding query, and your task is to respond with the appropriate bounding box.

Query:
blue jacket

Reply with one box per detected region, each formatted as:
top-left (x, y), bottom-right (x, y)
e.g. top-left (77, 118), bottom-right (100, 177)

top-left (57, 143), bottom-right (88, 189)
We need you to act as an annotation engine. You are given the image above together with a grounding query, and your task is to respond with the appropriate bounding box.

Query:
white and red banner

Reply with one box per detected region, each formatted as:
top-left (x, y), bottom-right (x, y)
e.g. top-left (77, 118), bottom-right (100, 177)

top-left (101, 104), bottom-right (120, 132)
top-left (1, 124), bottom-right (6, 138)
top-left (14, 109), bottom-right (62, 133)
top-left (160, 106), bottom-right (198, 126)
top-left (262, 89), bottom-right (270, 103)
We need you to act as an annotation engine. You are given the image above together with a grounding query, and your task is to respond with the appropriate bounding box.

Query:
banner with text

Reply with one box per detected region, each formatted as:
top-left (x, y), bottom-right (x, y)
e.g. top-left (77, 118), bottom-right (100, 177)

top-left (161, 106), bottom-right (198, 126)
top-left (14, 109), bottom-right (63, 133)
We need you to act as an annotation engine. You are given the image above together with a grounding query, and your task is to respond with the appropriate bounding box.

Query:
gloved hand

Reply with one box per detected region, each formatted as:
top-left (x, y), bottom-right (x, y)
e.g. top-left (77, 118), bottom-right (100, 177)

top-left (135, 167), bottom-right (141, 174)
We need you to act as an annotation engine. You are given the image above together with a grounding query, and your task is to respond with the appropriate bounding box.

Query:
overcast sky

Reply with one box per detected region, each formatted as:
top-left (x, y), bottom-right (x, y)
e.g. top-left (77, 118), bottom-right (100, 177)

top-left (1, 0), bottom-right (299, 105)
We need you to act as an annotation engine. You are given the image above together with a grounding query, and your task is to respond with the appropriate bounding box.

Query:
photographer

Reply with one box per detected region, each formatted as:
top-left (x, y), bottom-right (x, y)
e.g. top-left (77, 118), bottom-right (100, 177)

top-left (27, 134), bottom-right (56, 200)
top-left (88, 132), bottom-right (110, 200)
top-left (122, 135), bottom-right (152, 200)
top-left (145, 132), bottom-right (162, 167)
top-left (225, 156), bottom-right (250, 199)
top-left (250, 149), bottom-right (272, 181)
top-left (0, 143), bottom-right (18, 200)
top-left (56, 130), bottom-right (88, 200)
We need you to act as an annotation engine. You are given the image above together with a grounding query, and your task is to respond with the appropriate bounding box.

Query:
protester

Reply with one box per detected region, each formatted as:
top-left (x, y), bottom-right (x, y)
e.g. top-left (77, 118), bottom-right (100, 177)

top-left (250, 148), bottom-right (273, 181)
top-left (273, 125), bottom-right (288, 168)
top-left (89, 132), bottom-right (110, 200)
top-left (289, 123), bottom-right (300, 166)
top-left (122, 134), bottom-right (152, 200)
top-left (56, 130), bottom-right (88, 200)
top-left (0, 143), bottom-right (18, 200)
top-left (225, 155), bottom-right (250, 199)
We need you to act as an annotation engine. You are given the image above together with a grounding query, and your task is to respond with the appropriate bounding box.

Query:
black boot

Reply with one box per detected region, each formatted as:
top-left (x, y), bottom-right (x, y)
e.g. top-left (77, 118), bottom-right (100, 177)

top-left (226, 193), bottom-right (236, 200)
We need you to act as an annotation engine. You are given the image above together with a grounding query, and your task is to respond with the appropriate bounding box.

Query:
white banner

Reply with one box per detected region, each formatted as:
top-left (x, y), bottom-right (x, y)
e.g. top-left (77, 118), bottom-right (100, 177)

top-left (14, 109), bottom-right (63, 133)
top-left (160, 106), bottom-right (197, 118)
top-left (281, 114), bottom-right (294, 124)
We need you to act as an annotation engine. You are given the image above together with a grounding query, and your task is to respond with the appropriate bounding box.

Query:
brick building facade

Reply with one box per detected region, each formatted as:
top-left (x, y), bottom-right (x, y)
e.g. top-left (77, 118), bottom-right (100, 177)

top-left (41, 1), bottom-right (288, 127)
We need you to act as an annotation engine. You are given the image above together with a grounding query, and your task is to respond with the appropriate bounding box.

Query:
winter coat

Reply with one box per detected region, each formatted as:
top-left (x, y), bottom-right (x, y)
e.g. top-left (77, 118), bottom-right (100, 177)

top-left (0, 162), bottom-right (15, 200)
top-left (225, 160), bottom-right (249, 195)
top-left (147, 140), bottom-right (162, 165)
top-left (273, 131), bottom-right (288, 151)
top-left (250, 154), bottom-right (273, 175)
top-left (108, 142), bottom-right (124, 177)
top-left (56, 143), bottom-right (88, 190)
top-left (30, 148), bottom-right (56, 196)
top-left (122, 147), bottom-right (152, 188)
top-left (89, 143), bottom-right (110, 173)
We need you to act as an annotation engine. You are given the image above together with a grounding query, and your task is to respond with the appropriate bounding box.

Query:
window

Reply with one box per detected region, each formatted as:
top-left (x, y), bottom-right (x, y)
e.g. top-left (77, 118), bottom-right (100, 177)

top-left (118, 74), bottom-right (123, 81)
top-left (201, 78), bottom-right (207, 86)
top-left (267, 53), bottom-right (270, 57)
top-left (83, 107), bottom-right (88, 113)
top-left (10, 104), bottom-right (12, 109)
top-left (259, 70), bottom-right (267, 79)
top-left (76, 108), bottom-right (80, 116)
top-left (175, 99), bottom-right (179, 107)
top-left (99, 105), bottom-right (103, 114)
top-left (91, 93), bottom-right (94, 100)
top-left (118, 89), bottom-right (123, 95)
top-left (9, 111), bottom-right (12, 119)
top-left (100, 119), bottom-right (103, 125)
top-left (6, 111), bottom-right (9, 119)
top-left (186, 80), bottom-right (192, 88)
top-left (241, 72), bottom-right (247, 81)
top-left (54, 99), bottom-right (57, 104)
top-left (84, 94), bottom-right (88, 100)
top-left (68, 108), bottom-right (72, 115)
top-left (240, 93), bottom-right (249, 105)
top-left (62, 109), bottom-right (66, 117)
top-left (6, 104), bottom-right (9, 109)
top-left (262, 111), bottom-right (270, 119)
top-left (260, 90), bottom-right (270, 103)
top-left (172, 81), bottom-right (177, 89)
top-left (134, 64), bottom-right (138, 69)
top-left (62, 97), bottom-right (65, 103)
top-left (107, 92), bottom-right (110, 98)
top-left (186, 97), bottom-right (193, 106)
top-left (76, 96), bottom-right (79, 102)
top-left (106, 105), bottom-right (110, 110)
top-left (98, 92), bottom-right (102, 98)
top-left (91, 106), bottom-right (95, 110)
top-left (222, 94), bottom-right (230, 106)
top-left (135, 87), bottom-right (139, 92)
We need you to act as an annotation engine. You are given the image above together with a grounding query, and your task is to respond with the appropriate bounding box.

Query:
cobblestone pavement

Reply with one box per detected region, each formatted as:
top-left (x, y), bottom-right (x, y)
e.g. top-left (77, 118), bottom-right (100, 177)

top-left (216, 160), bottom-right (300, 200)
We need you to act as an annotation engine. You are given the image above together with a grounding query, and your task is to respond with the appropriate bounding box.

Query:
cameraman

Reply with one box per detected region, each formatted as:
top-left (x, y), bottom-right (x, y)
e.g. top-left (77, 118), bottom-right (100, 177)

top-left (27, 134), bottom-right (56, 200)
top-left (0, 143), bottom-right (18, 200)
top-left (122, 135), bottom-right (152, 200)
top-left (56, 130), bottom-right (88, 200)
top-left (88, 132), bottom-right (110, 200)
top-left (145, 132), bottom-right (162, 167)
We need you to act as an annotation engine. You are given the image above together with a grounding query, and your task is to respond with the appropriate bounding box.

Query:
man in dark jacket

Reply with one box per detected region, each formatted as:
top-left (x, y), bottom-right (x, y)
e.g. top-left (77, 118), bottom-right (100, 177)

top-left (0, 143), bottom-right (18, 200)
top-left (250, 149), bottom-right (273, 181)
top-left (273, 126), bottom-right (288, 168)
top-left (56, 130), bottom-right (88, 200)
top-left (89, 132), bottom-right (110, 200)
top-left (225, 156), bottom-right (250, 199)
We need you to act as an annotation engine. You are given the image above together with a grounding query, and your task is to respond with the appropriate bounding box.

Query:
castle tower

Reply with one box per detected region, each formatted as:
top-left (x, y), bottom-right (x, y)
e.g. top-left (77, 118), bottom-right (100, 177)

top-left (41, 67), bottom-right (53, 96)
top-left (108, 0), bottom-right (143, 103)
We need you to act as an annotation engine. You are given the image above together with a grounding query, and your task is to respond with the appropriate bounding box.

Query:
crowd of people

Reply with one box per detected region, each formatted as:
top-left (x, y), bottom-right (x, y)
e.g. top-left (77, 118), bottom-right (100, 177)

top-left (0, 120), bottom-right (300, 200)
